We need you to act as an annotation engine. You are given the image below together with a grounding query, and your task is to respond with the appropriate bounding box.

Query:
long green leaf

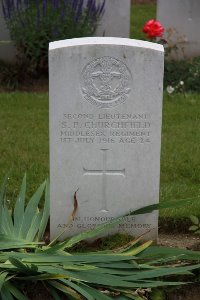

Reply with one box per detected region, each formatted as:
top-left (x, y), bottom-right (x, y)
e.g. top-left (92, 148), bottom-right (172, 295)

top-left (21, 253), bottom-right (137, 264)
top-left (4, 281), bottom-right (29, 300)
top-left (1, 208), bottom-right (13, 236)
top-left (124, 264), bottom-right (200, 280)
top-left (37, 179), bottom-right (50, 241)
top-left (122, 241), bottom-right (152, 256)
top-left (9, 257), bottom-right (38, 275)
top-left (138, 246), bottom-right (200, 261)
top-left (60, 279), bottom-right (95, 300)
top-left (76, 282), bottom-right (113, 300)
top-left (0, 175), bottom-right (7, 202)
top-left (93, 262), bottom-right (139, 269)
top-left (47, 284), bottom-right (62, 300)
top-left (13, 174), bottom-right (26, 236)
top-left (0, 174), bottom-right (9, 232)
top-left (1, 286), bottom-right (15, 300)
top-left (0, 272), bottom-right (8, 291)
top-left (25, 211), bottom-right (42, 242)
top-left (20, 181), bottom-right (46, 239)
top-left (0, 234), bottom-right (41, 250)
top-left (49, 280), bottom-right (82, 300)
top-left (130, 196), bottom-right (200, 216)
top-left (3, 205), bottom-right (14, 234)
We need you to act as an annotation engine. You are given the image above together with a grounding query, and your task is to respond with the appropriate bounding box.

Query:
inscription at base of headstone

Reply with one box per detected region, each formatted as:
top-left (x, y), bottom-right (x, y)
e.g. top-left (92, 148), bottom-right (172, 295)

top-left (49, 37), bottom-right (164, 241)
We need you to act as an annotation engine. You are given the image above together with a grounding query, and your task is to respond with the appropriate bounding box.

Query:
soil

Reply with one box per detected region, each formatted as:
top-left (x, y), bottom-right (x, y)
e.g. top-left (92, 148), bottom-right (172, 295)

top-left (20, 76), bottom-right (49, 93)
top-left (166, 285), bottom-right (200, 300)
top-left (158, 233), bottom-right (200, 250)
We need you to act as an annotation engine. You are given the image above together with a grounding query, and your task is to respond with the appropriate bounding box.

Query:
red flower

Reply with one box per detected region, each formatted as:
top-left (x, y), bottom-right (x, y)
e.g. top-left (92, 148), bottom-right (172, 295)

top-left (142, 19), bottom-right (164, 39)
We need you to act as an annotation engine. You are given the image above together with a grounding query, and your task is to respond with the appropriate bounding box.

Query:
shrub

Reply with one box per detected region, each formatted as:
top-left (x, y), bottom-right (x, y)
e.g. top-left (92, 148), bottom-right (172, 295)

top-left (1, 0), bottom-right (105, 73)
top-left (0, 59), bottom-right (28, 90)
top-left (164, 57), bottom-right (200, 93)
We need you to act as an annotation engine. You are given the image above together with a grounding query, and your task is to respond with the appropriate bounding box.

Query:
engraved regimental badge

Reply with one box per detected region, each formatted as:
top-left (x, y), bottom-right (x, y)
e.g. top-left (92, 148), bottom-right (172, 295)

top-left (81, 57), bottom-right (132, 109)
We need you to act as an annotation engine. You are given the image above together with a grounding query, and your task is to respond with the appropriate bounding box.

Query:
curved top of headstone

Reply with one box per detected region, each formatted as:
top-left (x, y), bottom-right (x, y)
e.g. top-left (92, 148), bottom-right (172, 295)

top-left (49, 37), bottom-right (164, 52)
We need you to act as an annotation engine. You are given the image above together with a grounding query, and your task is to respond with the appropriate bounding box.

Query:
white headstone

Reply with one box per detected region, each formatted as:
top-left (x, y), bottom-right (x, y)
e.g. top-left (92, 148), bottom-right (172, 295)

top-left (95, 0), bottom-right (130, 38)
top-left (49, 37), bottom-right (164, 241)
top-left (157, 0), bottom-right (200, 59)
top-left (0, 6), bottom-right (16, 61)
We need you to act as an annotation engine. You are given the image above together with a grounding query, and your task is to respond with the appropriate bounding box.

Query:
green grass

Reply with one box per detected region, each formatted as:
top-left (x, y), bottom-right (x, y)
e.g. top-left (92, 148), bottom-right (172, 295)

top-left (0, 92), bottom-right (49, 199)
top-left (130, 4), bottom-right (156, 40)
top-left (0, 92), bottom-right (200, 222)
top-left (160, 93), bottom-right (200, 219)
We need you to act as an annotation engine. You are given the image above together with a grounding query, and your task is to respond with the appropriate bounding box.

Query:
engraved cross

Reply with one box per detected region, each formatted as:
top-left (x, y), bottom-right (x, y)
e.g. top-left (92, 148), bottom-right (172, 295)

top-left (83, 149), bottom-right (125, 212)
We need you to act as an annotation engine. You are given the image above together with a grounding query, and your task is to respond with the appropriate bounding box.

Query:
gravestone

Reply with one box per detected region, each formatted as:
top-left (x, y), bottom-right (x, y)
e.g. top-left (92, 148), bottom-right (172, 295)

top-left (95, 0), bottom-right (131, 38)
top-left (157, 0), bottom-right (200, 59)
top-left (49, 37), bottom-right (164, 240)
top-left (0, 5), bottom-right (16, 61)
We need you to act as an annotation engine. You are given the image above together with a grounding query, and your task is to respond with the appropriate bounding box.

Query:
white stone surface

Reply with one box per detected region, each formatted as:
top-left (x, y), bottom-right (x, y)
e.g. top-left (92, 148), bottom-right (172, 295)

top-left (0, 5), bottom-right (16, 61)
top-left (95, 0), bottom-right (130, 38)
top-left (49, 37), bottom-right (164, 241)
top-left (157, 0), bottom-right (200, 59)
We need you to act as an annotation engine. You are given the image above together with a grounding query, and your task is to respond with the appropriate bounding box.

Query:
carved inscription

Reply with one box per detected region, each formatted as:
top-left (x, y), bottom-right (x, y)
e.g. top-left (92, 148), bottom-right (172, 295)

top-left (81, 57), bottom-right (132, 108)
top-left (57, 216), bottom-right (152, 230)
top-left (59, 113), bottom-right (151, 144)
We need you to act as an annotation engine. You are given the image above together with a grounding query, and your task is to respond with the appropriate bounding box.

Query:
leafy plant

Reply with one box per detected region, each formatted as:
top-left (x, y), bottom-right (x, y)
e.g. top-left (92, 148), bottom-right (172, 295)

top-left (1, 0), bottom-right (105, 73)
top-left (164, 56), bottom-right (200, 93)
top-left (0, 59), bottom-right (28, 90)
top-left (189, 215), bottom-right (200, 234)
top-left (1, 176), bottom-right (200, 299)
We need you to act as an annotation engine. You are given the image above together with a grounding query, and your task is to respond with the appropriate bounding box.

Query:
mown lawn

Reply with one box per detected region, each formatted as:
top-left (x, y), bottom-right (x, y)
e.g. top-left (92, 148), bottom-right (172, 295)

top-left (0, 93), bottom-right (49, 199)
top-left (130, 4), bottom-right (156, 40)
top-left (160, 93), bottom-right (200, 219)
top-left (0, 92), bottom-right (200, 221)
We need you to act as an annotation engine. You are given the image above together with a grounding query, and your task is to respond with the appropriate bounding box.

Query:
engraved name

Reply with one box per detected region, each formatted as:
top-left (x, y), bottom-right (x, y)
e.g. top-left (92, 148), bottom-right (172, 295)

top-left (58, 112), bottom-right (151, 144)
